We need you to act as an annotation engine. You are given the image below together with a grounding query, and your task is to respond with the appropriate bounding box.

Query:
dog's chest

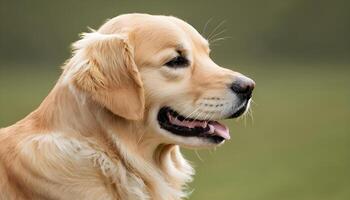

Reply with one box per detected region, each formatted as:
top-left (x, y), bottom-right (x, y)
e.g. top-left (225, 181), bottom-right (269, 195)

top-left (19, 134), bottom-right (184, 200)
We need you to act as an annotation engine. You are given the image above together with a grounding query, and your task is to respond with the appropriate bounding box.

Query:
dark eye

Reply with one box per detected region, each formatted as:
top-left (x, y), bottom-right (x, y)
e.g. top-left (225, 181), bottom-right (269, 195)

top-left (165, 56), bottom-right (189, 68)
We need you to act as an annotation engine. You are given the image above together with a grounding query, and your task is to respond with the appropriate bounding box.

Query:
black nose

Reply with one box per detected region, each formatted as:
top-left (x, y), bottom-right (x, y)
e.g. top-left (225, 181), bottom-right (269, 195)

top-left (231, 77), bottom-right (255, 98)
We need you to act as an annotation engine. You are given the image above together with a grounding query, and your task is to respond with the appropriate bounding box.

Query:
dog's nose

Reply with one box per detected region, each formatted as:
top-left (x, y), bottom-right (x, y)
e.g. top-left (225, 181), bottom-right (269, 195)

top-left (230, 77), bottom-right (255, 98)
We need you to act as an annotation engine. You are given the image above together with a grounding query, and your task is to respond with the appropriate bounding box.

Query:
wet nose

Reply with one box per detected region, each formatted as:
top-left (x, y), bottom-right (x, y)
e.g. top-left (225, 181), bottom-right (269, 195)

top-left (230, 77), bottom-right (255, 98)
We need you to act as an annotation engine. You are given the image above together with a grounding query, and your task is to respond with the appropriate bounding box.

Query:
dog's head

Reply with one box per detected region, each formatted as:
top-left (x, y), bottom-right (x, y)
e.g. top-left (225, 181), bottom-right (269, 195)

top-left (69, 14), bottom-right (255, 148)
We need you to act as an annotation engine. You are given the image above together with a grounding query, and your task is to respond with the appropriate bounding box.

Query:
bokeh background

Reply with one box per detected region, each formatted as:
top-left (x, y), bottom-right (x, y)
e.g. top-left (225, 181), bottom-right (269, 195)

top-left (1, 0), bottom-right (349, 199)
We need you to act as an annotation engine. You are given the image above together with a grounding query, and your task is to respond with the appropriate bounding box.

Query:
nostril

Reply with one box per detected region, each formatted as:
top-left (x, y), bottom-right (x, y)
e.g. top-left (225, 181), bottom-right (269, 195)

top-left (230, 79), bottom-right (255, 98)
top-left (231, 83), bottom-right (245, 94)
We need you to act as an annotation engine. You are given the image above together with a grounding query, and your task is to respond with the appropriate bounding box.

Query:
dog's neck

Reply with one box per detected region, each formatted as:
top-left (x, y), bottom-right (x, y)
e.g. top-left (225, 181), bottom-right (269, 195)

top-left (27, 78), bottom-right (193, 199)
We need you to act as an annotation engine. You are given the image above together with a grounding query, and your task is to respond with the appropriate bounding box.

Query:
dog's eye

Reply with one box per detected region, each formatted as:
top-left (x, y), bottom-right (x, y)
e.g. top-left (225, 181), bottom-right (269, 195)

top-left (165, 56), bottom-right (189, 68)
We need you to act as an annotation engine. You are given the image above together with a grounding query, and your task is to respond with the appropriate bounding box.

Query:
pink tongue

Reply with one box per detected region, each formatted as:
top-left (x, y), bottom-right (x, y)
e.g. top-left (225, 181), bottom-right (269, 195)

top-left (167, 113), bottom-right (230, 140)
top-left (208, 121), bottom-right (230, 140)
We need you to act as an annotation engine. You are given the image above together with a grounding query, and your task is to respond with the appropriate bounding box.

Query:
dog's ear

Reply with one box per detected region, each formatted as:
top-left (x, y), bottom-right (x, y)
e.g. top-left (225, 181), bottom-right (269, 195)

top-left (71, 32), bottom-right (144, 120)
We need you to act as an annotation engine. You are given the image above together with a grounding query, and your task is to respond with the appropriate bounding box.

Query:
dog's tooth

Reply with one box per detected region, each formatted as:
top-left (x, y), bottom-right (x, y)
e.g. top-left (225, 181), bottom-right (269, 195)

top-left (165, 113), bottom-right (172, 122)
top-left (203, 125), bottom-right (210, 132)
top-left (202, 121), bottom-right (208, 128)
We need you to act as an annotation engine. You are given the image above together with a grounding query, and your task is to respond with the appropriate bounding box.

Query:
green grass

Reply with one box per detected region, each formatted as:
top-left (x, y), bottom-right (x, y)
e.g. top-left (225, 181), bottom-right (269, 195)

top-left (1, 63), bottom-right (350, 199)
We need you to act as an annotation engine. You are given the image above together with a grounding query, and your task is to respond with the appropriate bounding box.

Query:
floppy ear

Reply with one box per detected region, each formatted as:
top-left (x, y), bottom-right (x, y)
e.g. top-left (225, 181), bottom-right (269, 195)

top-left (71, 32), bottom-right (144, 120)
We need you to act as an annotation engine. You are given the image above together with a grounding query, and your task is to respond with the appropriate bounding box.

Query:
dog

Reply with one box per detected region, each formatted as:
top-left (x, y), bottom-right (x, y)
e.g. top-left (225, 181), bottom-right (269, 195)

top-left (0, 13), bottom-right (255, 200)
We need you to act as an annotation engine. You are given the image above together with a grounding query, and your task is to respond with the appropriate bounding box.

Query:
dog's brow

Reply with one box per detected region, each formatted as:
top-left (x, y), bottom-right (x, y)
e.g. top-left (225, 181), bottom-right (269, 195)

top-left (203, 40), bottom-right (210, 52)
top-left (176, 44), bottom-right (185, 51)
top-left (175, 45), bottom-right (189, 55)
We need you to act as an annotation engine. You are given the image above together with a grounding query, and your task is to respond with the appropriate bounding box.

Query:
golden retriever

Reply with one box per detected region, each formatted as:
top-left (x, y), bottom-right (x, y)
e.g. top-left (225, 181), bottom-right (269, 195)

top-left (0, 13), bottom-right (255, 200)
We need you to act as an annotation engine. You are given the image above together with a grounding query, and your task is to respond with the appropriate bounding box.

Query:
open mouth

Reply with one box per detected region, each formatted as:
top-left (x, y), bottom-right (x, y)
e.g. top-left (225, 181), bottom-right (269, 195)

top-left (157, 107), bottom-right (231, 144)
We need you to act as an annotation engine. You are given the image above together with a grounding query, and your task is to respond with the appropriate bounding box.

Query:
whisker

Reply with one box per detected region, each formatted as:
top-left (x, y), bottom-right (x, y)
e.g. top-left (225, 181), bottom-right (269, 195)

top-left (194, 150), bottom-right (204, 162)
top-left (251, 99), bottom-right (258, 106)
top-left (170, 101), bottom-right (199, 119)
top-left (248, 107), bottom-right (254, 124)
top-left (210, 36), bottom-right (232, 44)
top-left (208, 29), bottom-right (226, 42)
top-left (203, 111), bottom-right (212, 121)
top-left (193, 110), bottom-right (204, 121)
top-left (202, 17), bottom-right (213, 37)
top-left (185, 107), bottom-right (201, 120)
top-left (208, 111), bottom-right (216, 121)
top-left (244, 112), bottom-right (247, 127)
top-left (195, 111), bottom-right (204, 121)
top-left (208, 149), bottom-right (213, 155)
top-left (207, 20), bottom-right (226, 42)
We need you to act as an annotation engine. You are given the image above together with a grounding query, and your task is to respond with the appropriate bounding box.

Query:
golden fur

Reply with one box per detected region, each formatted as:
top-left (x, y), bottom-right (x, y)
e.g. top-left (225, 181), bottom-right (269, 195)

top-left (0, 14), bottom-right (254, 199)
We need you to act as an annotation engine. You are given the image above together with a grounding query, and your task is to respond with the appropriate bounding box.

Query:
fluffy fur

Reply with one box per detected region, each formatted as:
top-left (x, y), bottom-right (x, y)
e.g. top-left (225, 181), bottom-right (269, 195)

top-left (0, 13), bottom-right (254, 199)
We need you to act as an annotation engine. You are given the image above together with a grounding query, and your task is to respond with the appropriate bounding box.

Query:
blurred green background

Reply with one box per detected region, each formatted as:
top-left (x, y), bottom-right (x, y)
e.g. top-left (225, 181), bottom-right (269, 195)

top-left (1, 0), bottom-right (349, 199)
